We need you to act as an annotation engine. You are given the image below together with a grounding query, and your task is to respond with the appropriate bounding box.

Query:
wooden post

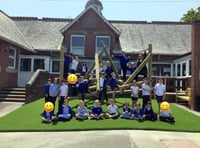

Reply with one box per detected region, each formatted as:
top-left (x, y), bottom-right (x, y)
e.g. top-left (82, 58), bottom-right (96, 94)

top-left (95, 54), bottom-right (100, 91)
top-left (148, 44), bottom-right (153, 99)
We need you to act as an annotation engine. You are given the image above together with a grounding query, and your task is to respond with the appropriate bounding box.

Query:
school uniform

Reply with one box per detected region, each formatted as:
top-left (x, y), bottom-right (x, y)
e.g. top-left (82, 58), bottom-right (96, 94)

top-left (114, 54), bottom-right (129, 80)
top-left (44, 83), bottom-right (51, 102)
top-left (110, 77), bottom-right (118, 91)
top-left (77, 79), bottom-right (91, 101)
top-left (99, 77), bottom-right (108, 102)
top-left (154, 83), bottom-right (166, 103)
top-left (49, 83), bottom-right (60, 113)
top-left (58, 105), bottom-right (72, 120)
top-left (58, 84), bottom-right (68, 113)
top-left (133, 108), bottom-right (143, 120)
top-left (130, 85), bottom-right (139, 101)
top-left (120, 107), bottom-right (132, 119)
top-left (143, 107), bottom-right (157, 121)
top-left (91, 106), bottom-right (103, 115)
top-left (142, 83), bottom-right (150, 109)
top-left (76, 106), bottom-right (89, 118)
top-left (105, 66), bottom-right (113, 79)
top-left (159, 110), bottom-right (175, 123)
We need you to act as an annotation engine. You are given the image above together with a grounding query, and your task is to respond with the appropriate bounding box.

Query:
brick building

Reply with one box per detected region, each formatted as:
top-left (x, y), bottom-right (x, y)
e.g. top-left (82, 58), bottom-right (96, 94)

top-left (0, 0), bottom-right (199, 109)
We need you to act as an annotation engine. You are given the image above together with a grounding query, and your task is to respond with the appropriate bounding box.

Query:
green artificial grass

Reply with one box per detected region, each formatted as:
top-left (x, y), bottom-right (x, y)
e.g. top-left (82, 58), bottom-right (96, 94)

top-left (0, 98), bottom-right (200, 132)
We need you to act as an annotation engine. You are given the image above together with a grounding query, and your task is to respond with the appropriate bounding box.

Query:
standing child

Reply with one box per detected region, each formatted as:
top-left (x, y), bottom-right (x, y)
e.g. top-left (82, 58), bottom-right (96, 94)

top-left (130, 80), bottom-right (139, 106)
top-left (90, 100), bottom-right (104, 120)
top-left (143, 101), bottom-right (157, 121)
top-left (99, 72), bottom-right (108, 104)
top-left (80, 61), bottom-right (88, 76)
top-left (132, 102), bottom-right (143, 121)
top-left (57, 98), bottom-right (72, 121)
top-left (105, 99), bottom-right (118, 119)
top-left (49, 77), bottom-right (60, 114)
top-left (105, 61), bottom-right (113, 80)
top-left (154, 78), bottom-right (166, 108)
top-left (110, 72), bottom-right (121, 100)
top-left (58, 80), bottom-right (68, 114)
top-left (120, 102), bottom-right (132, 119)
top-left (75, 100), bottom-right (89, 120)
top-left (141, 78), bottom-right (151, 109)
top-left (44, 78), bottom-right (51, 102)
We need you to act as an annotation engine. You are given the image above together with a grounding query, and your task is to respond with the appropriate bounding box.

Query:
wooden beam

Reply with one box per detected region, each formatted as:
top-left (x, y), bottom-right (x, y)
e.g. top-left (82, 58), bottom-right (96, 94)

top-left (95, 54), bottom-right (100, 91)
top-left (148, 44), bottom-right (153, 99)
top-left (123, 52), bottom-right (152, 85)
top-left (59, 45), bottom-right (64, 81)
top-left (101, 41), bottom-right (120, 79)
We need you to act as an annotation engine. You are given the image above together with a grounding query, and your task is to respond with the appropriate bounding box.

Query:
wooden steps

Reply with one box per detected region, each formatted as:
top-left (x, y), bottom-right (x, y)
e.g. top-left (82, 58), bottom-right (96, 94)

top-left (0, 87), bottom-right (26, 102)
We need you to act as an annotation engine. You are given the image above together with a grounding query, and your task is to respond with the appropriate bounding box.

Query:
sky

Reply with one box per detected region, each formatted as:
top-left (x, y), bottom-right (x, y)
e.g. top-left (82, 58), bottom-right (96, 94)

top-left (0, 0), bottom-right (200, 22)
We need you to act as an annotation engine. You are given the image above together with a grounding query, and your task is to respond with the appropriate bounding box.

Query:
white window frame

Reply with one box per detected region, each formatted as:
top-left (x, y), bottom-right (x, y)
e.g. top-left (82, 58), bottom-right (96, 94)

top-left (95, 36), bottom-right (110, 55)
top-left (8, 47), bottom-right (16, 69)
top-left (50, 59), bottom-right (60, 74)
top-left (70, 35), bottom-right (85, 57)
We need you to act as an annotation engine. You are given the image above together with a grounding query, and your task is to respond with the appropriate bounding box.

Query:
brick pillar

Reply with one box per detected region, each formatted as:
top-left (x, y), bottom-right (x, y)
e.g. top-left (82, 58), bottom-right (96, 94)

top-left (191, 21), bottom-right (200, 110)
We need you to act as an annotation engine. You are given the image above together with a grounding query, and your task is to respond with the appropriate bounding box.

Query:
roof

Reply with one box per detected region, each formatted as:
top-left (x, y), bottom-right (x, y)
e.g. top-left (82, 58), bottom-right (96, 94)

top-left (0, 11), bottom-right (33, 52)
top-left (112, 21), bottom-right (191, 55)
top-left (13, 17), bottom-right (71, 51)
top-left (60, 6), bottom-right (121, 36)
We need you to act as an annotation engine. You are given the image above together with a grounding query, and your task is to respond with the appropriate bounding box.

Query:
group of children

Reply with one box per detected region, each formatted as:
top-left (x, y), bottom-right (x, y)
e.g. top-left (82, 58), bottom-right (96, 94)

top-left (42, 97), bottom-right (175, 123)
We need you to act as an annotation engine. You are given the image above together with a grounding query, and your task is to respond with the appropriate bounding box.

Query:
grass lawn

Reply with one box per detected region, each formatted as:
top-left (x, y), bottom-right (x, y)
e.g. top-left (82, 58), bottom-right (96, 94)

top-left (0, 98), bottom-right (200, 132)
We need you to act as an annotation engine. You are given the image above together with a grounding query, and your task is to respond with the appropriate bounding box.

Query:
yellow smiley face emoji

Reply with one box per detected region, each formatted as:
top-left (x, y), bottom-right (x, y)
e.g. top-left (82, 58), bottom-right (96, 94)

top-left (44, 102), bottom-right (54, 112)
top-left (67, 74), bottom-right (78, 84)
top-left (160, 101), bottom-right (170, 112)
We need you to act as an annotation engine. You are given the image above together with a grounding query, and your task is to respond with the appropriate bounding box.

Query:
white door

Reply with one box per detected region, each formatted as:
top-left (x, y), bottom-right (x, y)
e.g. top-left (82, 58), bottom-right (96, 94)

top-left (18, 55), bottom-right (50, 87)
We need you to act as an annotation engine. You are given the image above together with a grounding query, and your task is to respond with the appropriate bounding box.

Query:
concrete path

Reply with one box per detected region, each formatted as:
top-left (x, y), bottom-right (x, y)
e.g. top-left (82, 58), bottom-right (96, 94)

top-left (0, 102), bottom-right (23, 117)
top-left (0, 130), bottom-right (200, 148)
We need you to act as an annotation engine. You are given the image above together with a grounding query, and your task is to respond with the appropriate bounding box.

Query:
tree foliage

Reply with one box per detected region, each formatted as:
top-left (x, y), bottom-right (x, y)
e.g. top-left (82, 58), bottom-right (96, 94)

top-left (181, 7), bottom-right (200, 23)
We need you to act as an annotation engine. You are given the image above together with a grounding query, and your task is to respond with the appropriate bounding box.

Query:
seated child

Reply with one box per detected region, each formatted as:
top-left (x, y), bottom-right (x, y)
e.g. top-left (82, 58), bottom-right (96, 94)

top-left (158, 107), bottom-right (175, 123)
top-left (105, 99), bottom-right (119, 119)
top-left (42, 111), bottom-right (55, 123)
top-left (57, 98), bottom-right (72, 120)
top-left (90, 100), bottom-right (104, 120)
top-left (143, 101), bottom-right (157, 121)
top-left (120, 102), bottom-right (132, 119)
top-left (75, 100), bottom-right (89, 120)
top-left (132, 102), bottom-right (143, 121)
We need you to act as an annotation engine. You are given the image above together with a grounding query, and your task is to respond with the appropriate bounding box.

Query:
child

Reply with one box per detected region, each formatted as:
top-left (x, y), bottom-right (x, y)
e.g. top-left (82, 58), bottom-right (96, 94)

top-left (76, 75), bottom-right (92, 101)
top-left (143, 101), bottom-right (157, 121)
top-left (80, 61), bottom-right (88, 76)
top-left (58, 80), bottom-right (68, 114)
top-left (130, 80), bottom-right (139, 106)
top-left (158, 107), bottom-right (175, 123)
top-left (44, 78), bottom-right (51, 102)
top-left (105, 99), bottom-right (118, 119)
top-left (120, 102), bottom-right (132, 119)
top-left (76, 100), bottom-right (89, 120)
top-left (105, 61), bottom-right (113, 80)
top-left (141, 78), bottom-right (151, 109)
top-left (99, 72), bottom-right (108, 104)
top-left (42, 110), bottom-right (55, 123)
top-left (132, 102), bottom-right (143, 121)
top-left (90, 100), bottom-right (104, 120)
top-left (57, 99), bottom-right (72, 121)
top-left (110, 72), bottom-right (122, 100)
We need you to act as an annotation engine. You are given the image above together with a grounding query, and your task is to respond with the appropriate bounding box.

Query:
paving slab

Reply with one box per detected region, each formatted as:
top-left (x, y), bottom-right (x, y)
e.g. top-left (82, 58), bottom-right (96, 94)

top-left (0, 102), bottom-right (23, 117)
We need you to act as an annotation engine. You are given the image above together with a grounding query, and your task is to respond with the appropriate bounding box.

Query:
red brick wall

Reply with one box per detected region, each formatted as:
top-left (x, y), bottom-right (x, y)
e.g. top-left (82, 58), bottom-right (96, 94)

top-left (191, 22), bottom-right (200, 110)
top-left (63, 9), bottom-right (118, 57)
top-left (0, 40), bottom-right (18, 90)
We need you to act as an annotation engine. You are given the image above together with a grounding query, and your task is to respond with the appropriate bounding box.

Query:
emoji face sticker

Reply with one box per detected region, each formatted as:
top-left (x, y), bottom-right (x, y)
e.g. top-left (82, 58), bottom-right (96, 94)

top-left (160, 101), bottom-right (170, 112)
top-left (67, 74), bottom-right (78, 84)
top-left (44, 102), bottom-right (54, 112)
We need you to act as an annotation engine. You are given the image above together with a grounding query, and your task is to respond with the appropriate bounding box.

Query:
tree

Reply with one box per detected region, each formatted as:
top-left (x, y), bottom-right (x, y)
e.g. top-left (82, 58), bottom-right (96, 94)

top-left (181, 7), bottom-right (200, 23)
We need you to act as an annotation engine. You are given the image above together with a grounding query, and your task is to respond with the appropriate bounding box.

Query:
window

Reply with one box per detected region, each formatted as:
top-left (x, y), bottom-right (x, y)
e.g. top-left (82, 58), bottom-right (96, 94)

top-left (177, 64), bottom-right (181, 76)
top-left (70, 35), bottom-right (85, 57)
top-left (8, 48), bottom-right (16, 68)
top-left (189, 60), bottom-right (191, 75)
top-left (182, 63), bottom-right (186, 76)
top-left (96, 36), bottom-right (110, 56)
top-left (20, 58), bottom-right (31, 72)
top-left (34, 59), bottom-right (45, 72)
top-left (51, 60), bottom-right (60, 73)
top-left (152, 64), bottom-right (171, 76)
